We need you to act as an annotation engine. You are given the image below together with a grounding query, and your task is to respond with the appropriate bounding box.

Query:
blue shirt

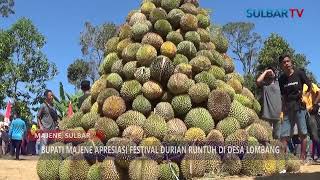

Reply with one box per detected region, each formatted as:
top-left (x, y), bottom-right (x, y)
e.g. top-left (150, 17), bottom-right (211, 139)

top-left (9, 118), bottom-right (27, 140)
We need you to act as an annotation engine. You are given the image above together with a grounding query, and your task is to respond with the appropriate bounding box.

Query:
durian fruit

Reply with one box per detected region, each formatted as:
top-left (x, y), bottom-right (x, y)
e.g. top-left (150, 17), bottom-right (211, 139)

top-left (154, 102), bottom-right (175, 121)
top-left (208, 65), bottom-right (226, 80)
top-left (129, 12), bottom-right (147, 26)
top-left (197, 14), bottom-right (210, 29)
top-left (221, 153), bottom-right (242, 175)
top-left (160, 41), bottom-right (177, 59)
top-left (174, 63), bottom-right (193, 78)
top-left (263, 153), bottom-right (277, 176)
top-left (159, 161), bottom-right (180, 180)
top-left (97, 88), bottom-right (120, 107)
top-left (122, 43), bottom-right (142, 63)
top-left (37, 153), bottom-right (63, 180)
top-left (199, 42), bottom-right (215, 51)
top-left (87, 162), bottom-right (102, 180)
top-left (141, 1), bottom-right (156, 15)
top-left (167, 9), bottom-right (185, 29)
top-left (216, 80), bottom-right (236, 99)
top-left (161, 0), bottom-right (180, 12)
top-left (252, 99), bottom-right (262, 114)
top-left (227, 78), bottom-right (243, 94)
top-left (204, 152), bottom-right (222, 174)
top-left (197, 28), bottom-right (211, 43)
top-left (212, 31), bottom-right (228, 54)
top-left (234, 94), bottom-right (253, 109)
top-left (142, 81), bottom-right (164, 100)
top-left (207, 90), bottom-right (231, 122)
top-left (122, 125), bottom-right (144, 144)
top-left (246, 123), bottom-right (270, 142)
top-left (126, 9), bottom-right (140, 22)
top-left (154, 19), bottom-right (173, 37)
top-left (116, 110), bottom-right (147, 130)
top-left (184, 31), bottom-right (201, 48)
top-left (132, 95), bottom-right (152, 115)
top-left (286, 153), bottom-right (301, 172)
top-left (177, 41), bottom-right (197, 60)
top-left (136, 44), bottom-right (157, 66)
top-left (167, 118), bottom-right (187, 136)
top-left (105, 36), bottom-right (120, 54)
top-left (134, 66), bottom-right (151, 84)
top-left (167, 73), bottom-right (191, 95)
top-left (150, 56), bottom-right (175, 86)
top-left (63, 111), bottom-right (83, 129)
top-left (171, 94), bottom-right (192, 116)
top-left (184, 127), bottom-right (206, 142)
top-left (139, 136), bottom-right (163, 161)
top-left (80, 112), bottom-right (100, 131)
top-left (180, 152), bottom-right (207, 179)
top-left (225, 129), bottom-right (249, 148)
top-left (102, 96), bottom-right (126, 119)
top-left (188, 82), bottom-right (210, 104)
top-left (106, 137), bottom-right (137, 169)
top-left (189, 56), bottom-right (211, 74)
top-left (166, 31), bottom-right (184, 45)
top-left (241, 153), bottom-right (265, 176)
top-left (90, 102), bottom-right (99, 113)
top-left (80, 96), bottom-right (92, 113)
top-left (120, 80), bottom-right (142, 102)
top-left (216, 117), bottom-right (241, 138)
top-left (180, 2), bottom-right (199, 15)
top-left (101, 158), bottom-right (123, 180)
top-left (143, 113), bottom-right (168, 140)
top-left (149, 7), bottom-right (167, 24)
top-left (142, 32), bottom-right (164, 50)
top-left (223, 54), bottom-right (235, 74)
top-left (196, 50), bottom-right (214, 64)
top-left (211, 50), bottom-right (225, 67)
top-left (225, 72), bottom-right (245, 85)
top-left (116, 38), bottom-right (132, 58)
top-left (100, 52), bottom-right (120, 75)
top-left (118, 24), bottom-right (132, 40)
top-left (94, 117), bottom-right (120, 142)
top-left (206, 129), bottom-right (224, 146)
top-left (228, 100), bottom-right (251, 128)
top-left (91, 76), bottom-right (108, 101)
top-left (241, 87), bottom-right (255, 101)
top-left (123, 61), bottom-right (138, 79)
top-left (173, 54), bottom-right (189, 65)
top-left (59, 156), bottom-right (71, 180)
top-left (184, 108), bottom-right (214, 135)
top-left (111, 60), bottom-right (124, 75)
top-left (180, 13), bottom-right (198, 31)
top-left (69, 154), bottom-right (91, 180)
top-left (194, 71), bottom-right (216, 90)
top-left (128, 158), bottom-right (160, 180)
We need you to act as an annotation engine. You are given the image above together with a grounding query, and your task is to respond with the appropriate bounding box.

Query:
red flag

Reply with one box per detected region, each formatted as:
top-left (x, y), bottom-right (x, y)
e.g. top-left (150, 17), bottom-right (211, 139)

top-left (4, 101), bottom-right (11, 123)
top-left (67, 101), bottom-right (74, 118)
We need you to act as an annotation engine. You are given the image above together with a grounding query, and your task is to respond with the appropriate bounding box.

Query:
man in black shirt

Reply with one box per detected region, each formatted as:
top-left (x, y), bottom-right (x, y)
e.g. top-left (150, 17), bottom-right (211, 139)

top-left (278, 54), bottom-right (312, 161)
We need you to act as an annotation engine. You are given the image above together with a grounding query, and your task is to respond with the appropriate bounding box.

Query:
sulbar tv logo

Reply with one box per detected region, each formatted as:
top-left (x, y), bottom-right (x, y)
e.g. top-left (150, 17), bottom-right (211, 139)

top-left (246, 8), bottom-right (304, 18)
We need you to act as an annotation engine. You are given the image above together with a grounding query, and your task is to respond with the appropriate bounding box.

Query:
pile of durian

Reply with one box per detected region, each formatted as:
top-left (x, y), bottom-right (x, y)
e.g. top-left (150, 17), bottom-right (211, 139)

top-left (37, 0), bottom-right (301, 179)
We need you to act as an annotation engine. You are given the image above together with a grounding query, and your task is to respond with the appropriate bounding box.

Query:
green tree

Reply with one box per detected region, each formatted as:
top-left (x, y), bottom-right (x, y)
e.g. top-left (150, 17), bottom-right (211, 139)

top-left (67, 59), bottom-right (90, 90)
top-left (1, 18), bottom-right (58, 114)
top-left (257, 33), bottom-right (294, 73)
top-left (80, 21), bottom-right (117, 81)
top-left (0, 0), bottom-right (14, 17)
top-left (222, 22), bottom-right (262, 75)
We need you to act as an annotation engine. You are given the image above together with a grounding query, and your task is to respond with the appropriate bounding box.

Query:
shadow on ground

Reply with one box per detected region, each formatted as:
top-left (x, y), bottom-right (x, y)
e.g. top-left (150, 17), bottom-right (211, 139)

top-left (256, 172), bottom-right (320, 180)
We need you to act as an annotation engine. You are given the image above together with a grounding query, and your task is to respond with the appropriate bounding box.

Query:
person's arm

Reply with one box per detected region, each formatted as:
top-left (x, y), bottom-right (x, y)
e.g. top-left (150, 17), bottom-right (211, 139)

top-left (37, 105), bottom-right (44, 129)
top-left (8, 122), bottom-right (13, 139)
top-left (256, 69), bottom-right (272, 87)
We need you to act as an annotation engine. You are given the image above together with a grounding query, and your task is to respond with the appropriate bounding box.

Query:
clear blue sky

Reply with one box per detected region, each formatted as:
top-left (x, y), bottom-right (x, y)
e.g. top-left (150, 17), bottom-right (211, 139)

top-left (1, 0), bottom-right (319, 110)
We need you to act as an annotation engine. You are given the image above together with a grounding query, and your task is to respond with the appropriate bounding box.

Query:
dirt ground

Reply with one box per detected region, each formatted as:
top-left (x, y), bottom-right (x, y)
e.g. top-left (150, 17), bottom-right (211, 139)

top-left (0, 155), bottom-right (320, 180)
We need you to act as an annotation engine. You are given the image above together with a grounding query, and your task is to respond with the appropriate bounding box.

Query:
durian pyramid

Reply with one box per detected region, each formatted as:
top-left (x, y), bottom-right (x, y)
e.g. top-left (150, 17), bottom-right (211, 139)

top-left (37, 0), bottom-right (300, 179)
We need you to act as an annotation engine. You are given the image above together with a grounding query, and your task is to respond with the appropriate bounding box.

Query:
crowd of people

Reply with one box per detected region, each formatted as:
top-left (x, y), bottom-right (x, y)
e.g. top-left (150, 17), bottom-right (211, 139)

top-left (0, 81), bottom-right (90, 160)
top-left (258, 54), bottom-right (320, 163)
top-left (0, 55), bottom-right (320, 163)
